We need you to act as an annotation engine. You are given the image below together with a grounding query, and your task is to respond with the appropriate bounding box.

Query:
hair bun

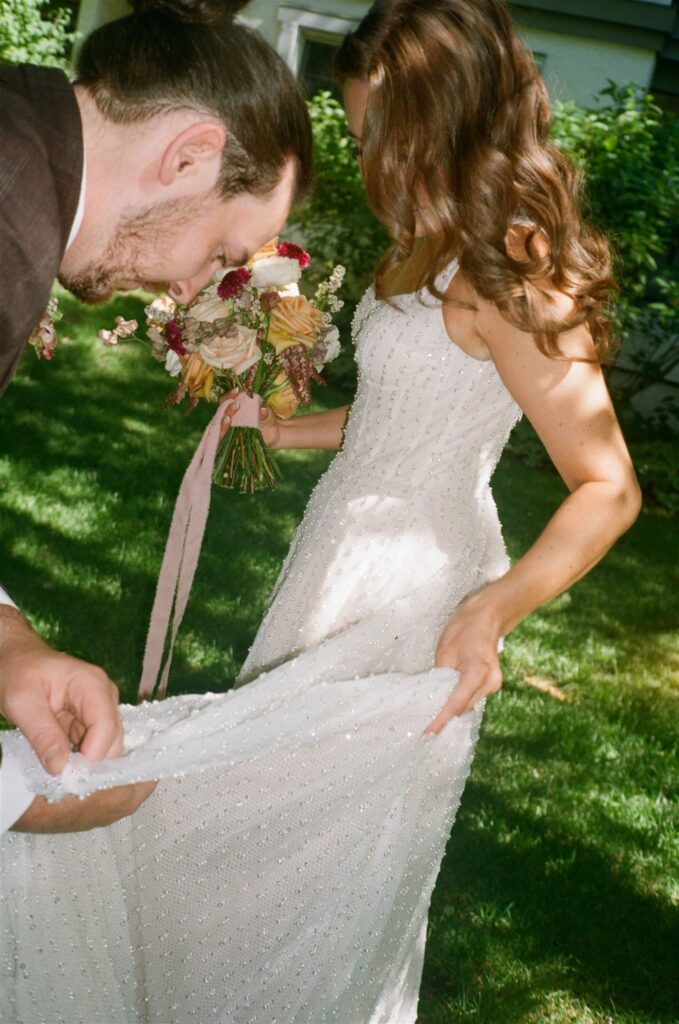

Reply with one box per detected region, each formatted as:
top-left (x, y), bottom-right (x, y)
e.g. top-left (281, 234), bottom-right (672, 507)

top-left (129, 0), bottom-right (250, 22)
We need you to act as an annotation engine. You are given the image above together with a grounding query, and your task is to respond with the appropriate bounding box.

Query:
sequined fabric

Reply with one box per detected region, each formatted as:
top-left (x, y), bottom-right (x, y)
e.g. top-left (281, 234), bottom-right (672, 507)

top-left (1, 261), bottom-right (521, 1023)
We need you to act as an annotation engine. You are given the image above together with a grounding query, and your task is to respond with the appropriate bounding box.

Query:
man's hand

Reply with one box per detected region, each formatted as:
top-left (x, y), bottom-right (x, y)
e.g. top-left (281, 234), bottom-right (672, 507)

top-left (11, 781), bottom-right (157, 833)
top-left (0, 607), bottom-right (124, 774)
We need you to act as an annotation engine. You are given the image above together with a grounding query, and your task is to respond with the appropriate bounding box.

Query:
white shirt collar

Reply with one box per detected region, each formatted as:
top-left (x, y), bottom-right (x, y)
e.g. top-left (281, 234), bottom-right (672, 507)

top-left (65, 151), bottom-right (87, 251)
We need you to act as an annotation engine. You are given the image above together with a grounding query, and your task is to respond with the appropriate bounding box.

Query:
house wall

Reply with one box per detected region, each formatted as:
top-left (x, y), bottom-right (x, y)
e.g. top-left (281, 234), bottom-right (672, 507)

top-left (76, 1), bottom-right (669, 107)
top-left (518, 27), bottom-right (656, 104)
top-left (243, 1), bottom-right (660, 105)
top-left (76, 0), bottom-right (128, 38)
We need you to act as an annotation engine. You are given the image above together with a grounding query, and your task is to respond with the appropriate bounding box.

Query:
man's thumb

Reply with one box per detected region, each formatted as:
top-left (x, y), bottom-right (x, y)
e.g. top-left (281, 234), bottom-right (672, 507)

top-left (24, 716), bottom-right (71, 775)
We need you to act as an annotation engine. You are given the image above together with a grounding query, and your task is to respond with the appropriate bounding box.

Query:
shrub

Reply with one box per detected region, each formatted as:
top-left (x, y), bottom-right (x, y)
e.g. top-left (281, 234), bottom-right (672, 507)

top-left (630, 440), bottom-right (679, 513)
top-left (289, 92), bottom-right (389, 393)
top-left (0, 0), bottom-right (76, 70)
top-left (551, 84), bottom-right (679, 330)
top-left (289, 91), bottom-right (389, 308)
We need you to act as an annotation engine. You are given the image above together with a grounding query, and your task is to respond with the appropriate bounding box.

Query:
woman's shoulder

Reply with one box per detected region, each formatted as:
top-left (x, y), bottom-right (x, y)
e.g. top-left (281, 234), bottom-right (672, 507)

top-left (446, 265), bottom-right (593, 363)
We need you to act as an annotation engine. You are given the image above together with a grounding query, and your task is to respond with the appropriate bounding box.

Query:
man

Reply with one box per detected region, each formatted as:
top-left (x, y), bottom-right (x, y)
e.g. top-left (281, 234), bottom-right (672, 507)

top-left (0, 0), bottom-right (312, 833)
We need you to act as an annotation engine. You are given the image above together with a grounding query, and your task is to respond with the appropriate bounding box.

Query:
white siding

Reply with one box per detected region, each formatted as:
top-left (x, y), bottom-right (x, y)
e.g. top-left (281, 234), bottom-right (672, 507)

top-left (519, 26), bottom-right (656, 104)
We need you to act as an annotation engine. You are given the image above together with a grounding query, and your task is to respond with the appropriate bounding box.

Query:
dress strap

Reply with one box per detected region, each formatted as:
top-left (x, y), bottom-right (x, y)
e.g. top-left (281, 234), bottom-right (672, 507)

top-left (433, 258), bottom-right (460, 295)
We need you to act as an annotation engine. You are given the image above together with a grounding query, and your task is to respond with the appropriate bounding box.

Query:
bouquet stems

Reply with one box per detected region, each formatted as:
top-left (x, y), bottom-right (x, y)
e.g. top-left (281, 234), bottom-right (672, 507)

top-left (212, 426), bottom-right (279, 493)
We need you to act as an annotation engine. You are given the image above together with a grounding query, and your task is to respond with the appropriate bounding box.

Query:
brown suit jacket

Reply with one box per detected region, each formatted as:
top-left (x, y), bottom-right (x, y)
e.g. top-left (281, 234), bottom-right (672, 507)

top-left (0, 63), bottom-right (83, 399)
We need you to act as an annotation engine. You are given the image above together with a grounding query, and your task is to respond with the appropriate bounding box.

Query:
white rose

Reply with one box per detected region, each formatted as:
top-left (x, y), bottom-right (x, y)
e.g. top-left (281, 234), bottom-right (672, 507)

top-left (313, 326), bottom-right (341, 371)
top-left (250, 255), bottom-right (302, 291)
top-left (165, 350), bottom-right (182, 377)
top-left (145, 295), bottom-right (176, 324)
top-left (322, 326), bottom-right (341, 362)
top-left (199, 325), bottom-right (261, 374)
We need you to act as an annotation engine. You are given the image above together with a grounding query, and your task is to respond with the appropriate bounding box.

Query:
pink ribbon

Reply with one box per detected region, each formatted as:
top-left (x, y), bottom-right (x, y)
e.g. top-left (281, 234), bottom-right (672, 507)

top-left (229, 391), bottom-right (262, 428)
top-left (137, 393), bottom-right (261, 702)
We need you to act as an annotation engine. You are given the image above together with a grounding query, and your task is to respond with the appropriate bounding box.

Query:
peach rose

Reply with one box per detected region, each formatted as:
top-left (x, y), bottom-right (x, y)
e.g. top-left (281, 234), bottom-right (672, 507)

top-left (199, 325), bottom-right (261, 374)
top-left (186, 295), bottom-right (232, 323)
top-left (267, 372), bottom-right (299, 419)
top-left (181, 352), bottom-right (214, 400)
top-left (268, 295), bottom-right (324, 354)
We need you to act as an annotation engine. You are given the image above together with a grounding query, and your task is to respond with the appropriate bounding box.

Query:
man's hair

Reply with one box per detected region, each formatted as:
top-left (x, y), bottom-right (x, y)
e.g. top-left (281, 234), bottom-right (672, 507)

top-left (75, 0), bottom-right (312, 202)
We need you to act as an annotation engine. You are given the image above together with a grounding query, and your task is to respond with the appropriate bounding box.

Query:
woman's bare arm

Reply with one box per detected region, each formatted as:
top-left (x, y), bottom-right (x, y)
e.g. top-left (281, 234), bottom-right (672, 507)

top-left (425, 294), bottom-right (641, 734)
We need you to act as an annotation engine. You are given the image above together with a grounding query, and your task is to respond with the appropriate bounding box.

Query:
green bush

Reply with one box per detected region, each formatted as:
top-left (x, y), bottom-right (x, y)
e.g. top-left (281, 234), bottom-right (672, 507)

top-left (551, 84), bottom-right (679, 329)
top-left (290, 92), bottom-right (390, 309)
top-left (0, 0), bottom-right (76, 70)
top-left (630, 439), bottom-right (679, 513)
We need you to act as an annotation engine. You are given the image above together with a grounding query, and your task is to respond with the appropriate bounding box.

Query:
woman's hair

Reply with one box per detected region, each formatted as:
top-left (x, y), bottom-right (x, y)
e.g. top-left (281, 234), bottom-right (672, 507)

top-left (334, 0), bottom-right (616, 360)
top-left (76, 0), bottom-right (312, 204)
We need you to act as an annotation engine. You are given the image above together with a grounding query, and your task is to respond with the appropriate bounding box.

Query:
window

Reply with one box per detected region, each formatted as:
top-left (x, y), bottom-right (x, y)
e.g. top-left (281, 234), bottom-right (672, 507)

top-left (298, 35), bottom-right (340, 98)
top-left (276, 7), bottom-right (358, 99)
top-left (533, 50), bottom-right (547, 72)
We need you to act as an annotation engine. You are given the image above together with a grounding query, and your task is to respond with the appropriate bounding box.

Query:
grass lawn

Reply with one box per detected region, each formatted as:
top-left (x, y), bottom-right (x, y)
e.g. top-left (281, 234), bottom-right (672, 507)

top-left (1, 292), bottom-right (677, 1024)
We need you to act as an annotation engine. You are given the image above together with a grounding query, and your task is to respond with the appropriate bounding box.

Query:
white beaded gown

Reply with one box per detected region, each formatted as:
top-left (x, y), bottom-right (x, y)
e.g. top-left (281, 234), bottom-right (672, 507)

top-left (0, 260), bottom-right (521, 1024)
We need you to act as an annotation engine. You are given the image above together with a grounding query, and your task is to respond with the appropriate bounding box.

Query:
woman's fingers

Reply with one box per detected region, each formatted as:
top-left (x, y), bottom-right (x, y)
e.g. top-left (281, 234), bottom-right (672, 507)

top-left (219, 393), bottom-right (241, 438)
top-left (423, 661), bottom-right (502, 736)
top-left (218, 389), bottom-right (240, 404)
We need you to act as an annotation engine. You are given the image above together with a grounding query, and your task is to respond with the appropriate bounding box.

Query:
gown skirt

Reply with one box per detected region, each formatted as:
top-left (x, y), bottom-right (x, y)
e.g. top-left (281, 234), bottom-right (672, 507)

top-left (0, 267), bottom-right (520, 1022)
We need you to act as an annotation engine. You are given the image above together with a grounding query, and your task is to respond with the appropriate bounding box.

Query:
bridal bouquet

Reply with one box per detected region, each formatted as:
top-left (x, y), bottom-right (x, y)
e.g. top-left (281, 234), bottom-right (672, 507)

top-left (103, 241), bottom-right (344, 492)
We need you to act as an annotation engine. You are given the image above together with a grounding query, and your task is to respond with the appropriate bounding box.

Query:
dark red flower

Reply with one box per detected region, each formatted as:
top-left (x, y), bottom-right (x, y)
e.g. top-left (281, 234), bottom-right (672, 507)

top-left (165, 319), bottom-right (188, 356)
top-left (217, 266), bottom-right (251, 299)
top-left (277, 242), bottom-right (310, 269)
top-left (259, 290), bottom-right (281, 313)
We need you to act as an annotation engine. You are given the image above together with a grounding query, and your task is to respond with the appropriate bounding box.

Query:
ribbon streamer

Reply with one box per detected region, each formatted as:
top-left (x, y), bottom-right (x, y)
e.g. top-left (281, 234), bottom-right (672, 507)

top-left (138, 393), bottom-right (262, 701)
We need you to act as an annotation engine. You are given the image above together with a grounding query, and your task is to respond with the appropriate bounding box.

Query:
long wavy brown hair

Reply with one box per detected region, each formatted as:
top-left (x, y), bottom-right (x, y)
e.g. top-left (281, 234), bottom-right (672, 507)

top-left (334, 0), bottom-right (617, 360)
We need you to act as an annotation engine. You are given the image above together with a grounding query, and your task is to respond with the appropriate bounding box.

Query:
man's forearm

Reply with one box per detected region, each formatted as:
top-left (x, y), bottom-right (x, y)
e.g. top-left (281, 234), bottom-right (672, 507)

top-left (0, 605), bottom-right (47, 667)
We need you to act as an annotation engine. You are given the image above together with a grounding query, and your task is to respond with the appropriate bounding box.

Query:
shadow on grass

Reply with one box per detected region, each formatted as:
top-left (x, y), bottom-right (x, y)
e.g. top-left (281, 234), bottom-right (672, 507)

top-left (423, 777), bottom-right (678, 1024)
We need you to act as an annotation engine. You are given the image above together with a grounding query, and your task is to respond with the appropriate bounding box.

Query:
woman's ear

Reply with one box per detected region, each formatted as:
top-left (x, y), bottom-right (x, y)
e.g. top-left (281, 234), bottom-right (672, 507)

top-left (505, 222), bottom-right (551, 262)
top-left (159, 121), bottom-right (227, 187)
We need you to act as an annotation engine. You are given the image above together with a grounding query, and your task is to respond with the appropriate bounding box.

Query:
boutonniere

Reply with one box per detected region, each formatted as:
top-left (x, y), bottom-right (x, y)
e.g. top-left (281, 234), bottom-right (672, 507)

top-left (28, 296), bottom-right (62, 360)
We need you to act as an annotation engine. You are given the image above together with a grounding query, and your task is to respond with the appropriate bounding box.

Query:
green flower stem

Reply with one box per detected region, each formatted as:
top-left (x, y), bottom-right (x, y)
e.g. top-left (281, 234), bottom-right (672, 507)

top-left (212, 426), bottom-right (279, 493)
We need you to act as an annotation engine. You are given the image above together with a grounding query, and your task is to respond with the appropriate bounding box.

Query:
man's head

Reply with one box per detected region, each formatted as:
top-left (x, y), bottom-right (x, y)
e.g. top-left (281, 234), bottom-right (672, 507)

top-left (59, 0), bottom-right (312, 305)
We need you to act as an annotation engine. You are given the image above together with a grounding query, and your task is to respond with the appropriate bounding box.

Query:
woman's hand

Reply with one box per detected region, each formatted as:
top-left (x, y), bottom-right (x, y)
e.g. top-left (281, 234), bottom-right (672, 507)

top-left (423, 592), bottom-right (503, 736)
top-left (219, 390), bottom-right (286, 449)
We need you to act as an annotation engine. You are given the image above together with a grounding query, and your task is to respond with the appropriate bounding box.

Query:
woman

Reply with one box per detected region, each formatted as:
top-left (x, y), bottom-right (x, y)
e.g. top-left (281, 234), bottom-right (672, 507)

top-left (1, 1), bottom-right (640, 1021)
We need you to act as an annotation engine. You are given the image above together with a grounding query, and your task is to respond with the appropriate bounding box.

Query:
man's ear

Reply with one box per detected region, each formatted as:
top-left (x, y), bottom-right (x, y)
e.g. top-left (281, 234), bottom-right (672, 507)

top-left (159, 122), bottom-right (226, 187)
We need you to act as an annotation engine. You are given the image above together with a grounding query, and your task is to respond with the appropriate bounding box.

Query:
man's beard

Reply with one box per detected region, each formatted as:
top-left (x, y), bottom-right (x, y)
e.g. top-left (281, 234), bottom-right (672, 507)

top-left (58, 195), bottom-right (207, 304)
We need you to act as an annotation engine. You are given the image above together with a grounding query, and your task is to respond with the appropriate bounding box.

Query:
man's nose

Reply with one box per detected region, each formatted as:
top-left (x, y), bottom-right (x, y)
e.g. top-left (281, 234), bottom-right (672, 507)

top-left (168, 273), bottom-right (212, 305)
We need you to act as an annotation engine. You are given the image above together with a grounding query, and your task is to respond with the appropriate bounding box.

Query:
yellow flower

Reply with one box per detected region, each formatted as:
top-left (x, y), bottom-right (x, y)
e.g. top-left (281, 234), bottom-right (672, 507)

top-left (268, 295), bottom-right (324, 353)
top-left (181, 352), bottom-right (214, 400)
top-left (267, 372), bottom-right (299, 419)
top-left (250, 237), bottom-right (280, 263)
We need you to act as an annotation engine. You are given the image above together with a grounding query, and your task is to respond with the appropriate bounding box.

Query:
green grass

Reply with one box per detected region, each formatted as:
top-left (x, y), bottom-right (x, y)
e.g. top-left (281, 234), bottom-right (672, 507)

top-left (1, 292), bottom-right (677, 1024)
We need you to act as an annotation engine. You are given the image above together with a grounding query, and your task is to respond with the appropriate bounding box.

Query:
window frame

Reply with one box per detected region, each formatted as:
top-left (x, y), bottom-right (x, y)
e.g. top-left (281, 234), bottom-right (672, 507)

top-left (276, 6), bottom-right (358, 80)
